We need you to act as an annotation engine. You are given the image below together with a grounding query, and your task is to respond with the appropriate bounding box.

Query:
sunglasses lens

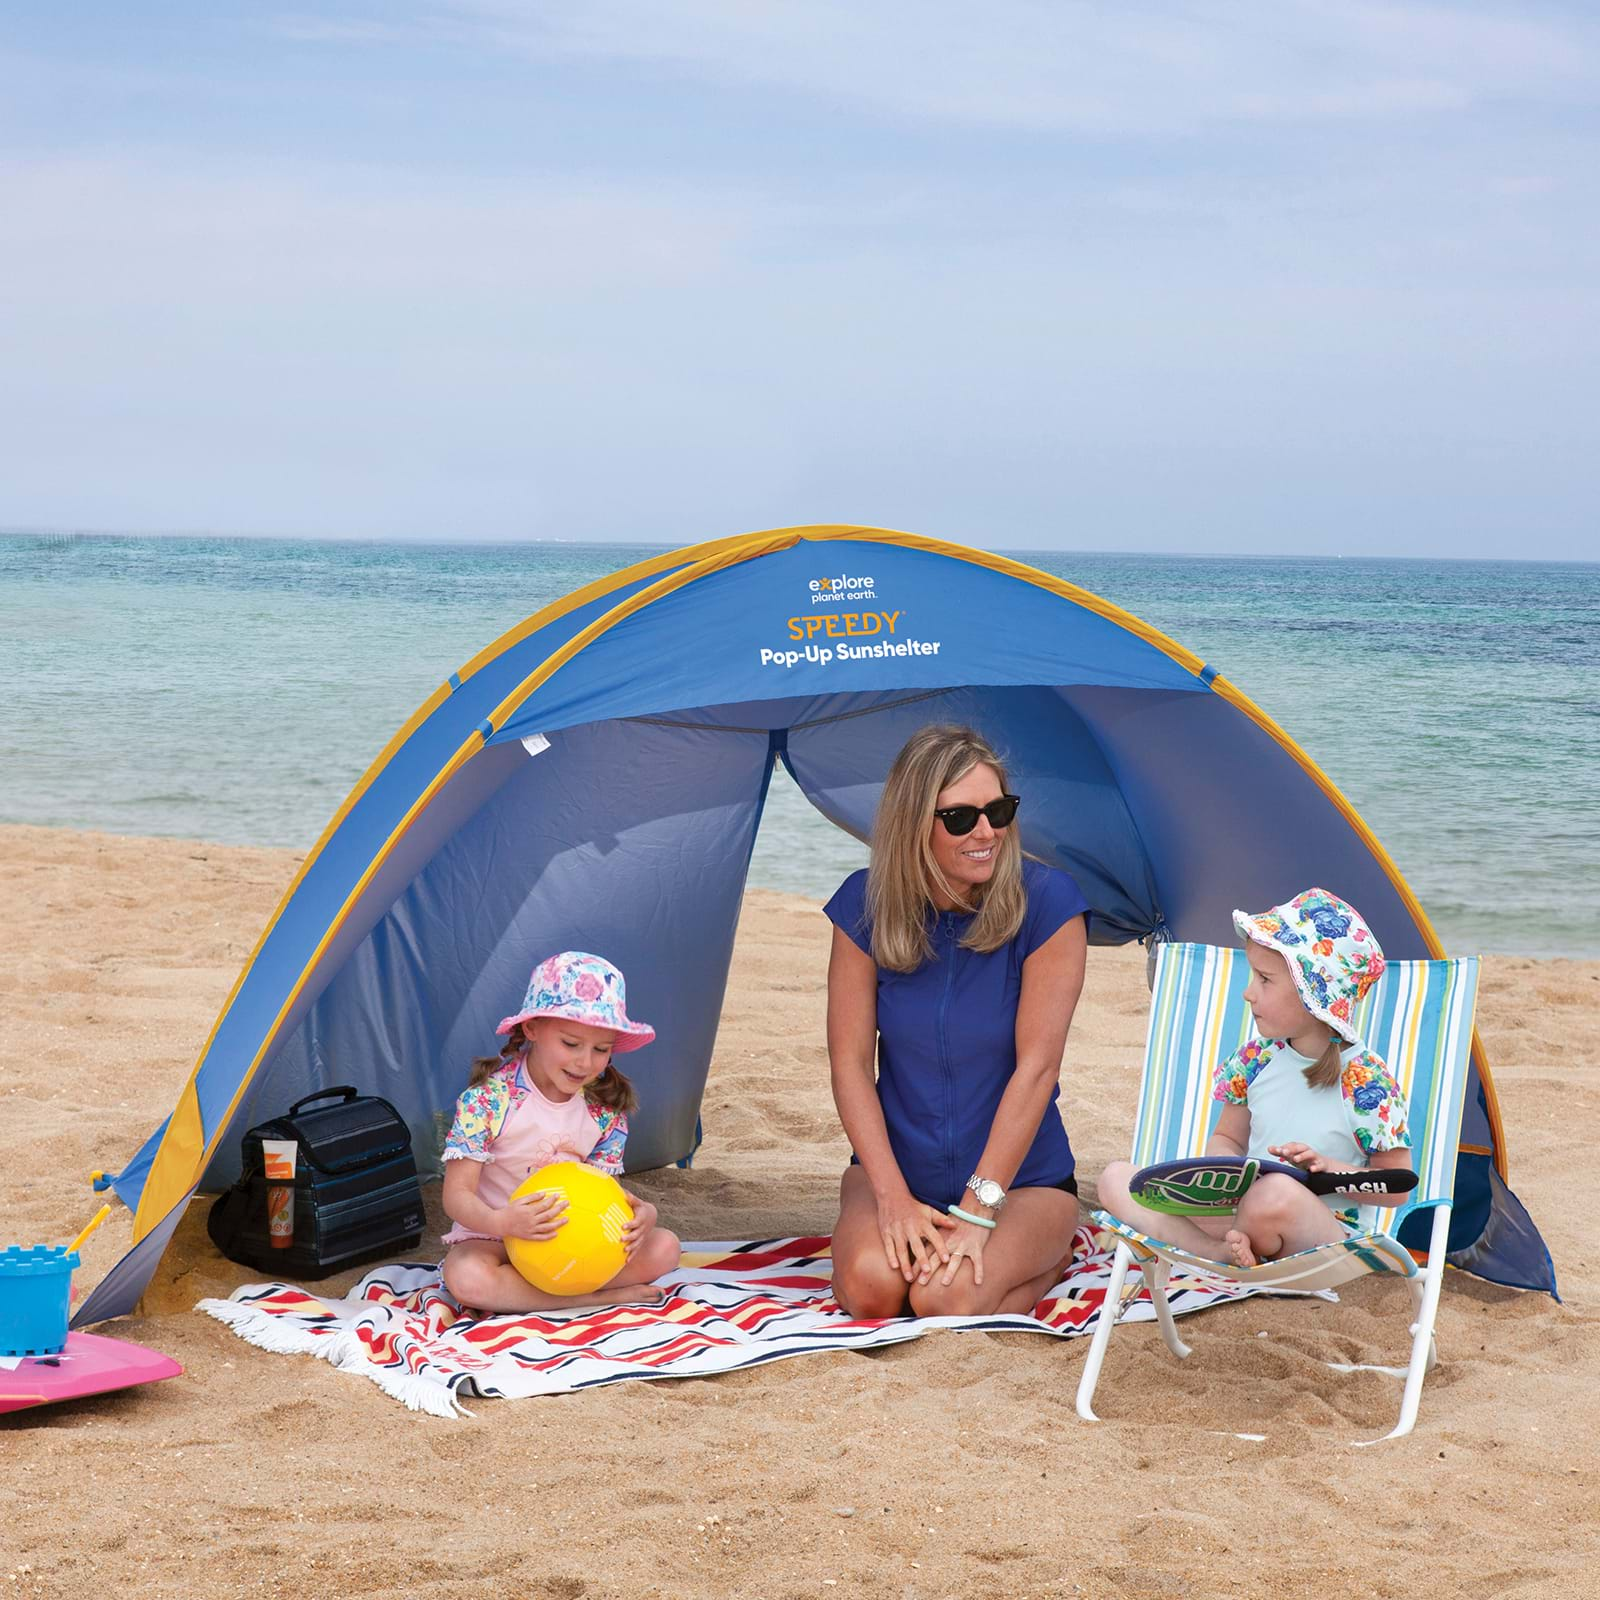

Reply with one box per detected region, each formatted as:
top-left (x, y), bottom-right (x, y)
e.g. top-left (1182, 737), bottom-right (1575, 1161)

top-left (938, 805), bottom-right (980, 835)
top-left (989, 795), bottom-right (1019, 828)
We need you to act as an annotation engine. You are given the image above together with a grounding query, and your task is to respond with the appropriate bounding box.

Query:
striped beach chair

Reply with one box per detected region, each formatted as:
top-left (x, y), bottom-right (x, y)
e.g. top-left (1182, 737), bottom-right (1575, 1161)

top-left (1075, 941), bottom-right (1481, 1442)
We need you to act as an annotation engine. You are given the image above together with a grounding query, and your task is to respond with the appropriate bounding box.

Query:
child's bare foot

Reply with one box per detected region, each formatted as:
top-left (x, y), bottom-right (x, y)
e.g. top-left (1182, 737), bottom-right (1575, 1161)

top-left (582, 1282), bottom-right (669, 1309)
top-left (1224, 1229), bottom-right (1259, 1269)
top-left (511, 1282), bottom-right (671, 1315)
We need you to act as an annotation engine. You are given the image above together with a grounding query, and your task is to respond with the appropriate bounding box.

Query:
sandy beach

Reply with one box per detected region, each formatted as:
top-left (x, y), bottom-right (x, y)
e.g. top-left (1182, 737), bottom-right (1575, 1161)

top-left (3, 822), bottom-right (1597, 1600)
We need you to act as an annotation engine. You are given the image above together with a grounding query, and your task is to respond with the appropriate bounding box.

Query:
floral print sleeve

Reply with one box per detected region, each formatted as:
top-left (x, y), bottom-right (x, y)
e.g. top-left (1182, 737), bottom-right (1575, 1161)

top-left (1212, 1039), bottom-right (1270, 1105)
top-left (1340, 1051), bottom-right (1411, 1154)
top-left (585, 1103), bottom-right (629, 1176)
top-left (442, 1070), bottom-right (513, 1163)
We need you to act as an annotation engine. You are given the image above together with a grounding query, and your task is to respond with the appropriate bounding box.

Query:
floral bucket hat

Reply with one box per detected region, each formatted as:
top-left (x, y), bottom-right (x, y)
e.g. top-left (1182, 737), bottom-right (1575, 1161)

top-left (496, 951), bottom-right (656, 1052)
top-left (1231, 887), bottom-right (1386, 1043)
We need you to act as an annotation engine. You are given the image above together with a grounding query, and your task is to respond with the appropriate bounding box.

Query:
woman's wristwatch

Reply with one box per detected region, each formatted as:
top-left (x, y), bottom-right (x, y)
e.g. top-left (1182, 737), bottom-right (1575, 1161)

top-left (966, 1174), bottom-right (1007, 1213)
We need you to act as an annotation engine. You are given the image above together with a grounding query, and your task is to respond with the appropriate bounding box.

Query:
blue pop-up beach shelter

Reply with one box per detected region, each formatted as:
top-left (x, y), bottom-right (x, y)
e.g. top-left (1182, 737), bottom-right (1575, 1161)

top-left (76, 526), bottom-right (1554, 1326)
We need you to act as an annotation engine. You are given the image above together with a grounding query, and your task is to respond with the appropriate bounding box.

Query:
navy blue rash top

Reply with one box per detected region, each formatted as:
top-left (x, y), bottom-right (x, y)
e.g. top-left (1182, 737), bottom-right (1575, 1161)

top-left (824, 860), bottom-right (1090, 1209)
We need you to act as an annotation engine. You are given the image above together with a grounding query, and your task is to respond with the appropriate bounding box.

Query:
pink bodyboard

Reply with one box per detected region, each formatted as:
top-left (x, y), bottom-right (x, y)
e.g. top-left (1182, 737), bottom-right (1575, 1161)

top-left (0, 1331), bottom-right (182, 1414)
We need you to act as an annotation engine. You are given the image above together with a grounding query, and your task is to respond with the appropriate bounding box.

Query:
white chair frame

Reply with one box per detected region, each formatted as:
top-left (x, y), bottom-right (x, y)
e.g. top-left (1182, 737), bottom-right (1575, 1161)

top-left (1074, 942), bottom-right (1479, 1444)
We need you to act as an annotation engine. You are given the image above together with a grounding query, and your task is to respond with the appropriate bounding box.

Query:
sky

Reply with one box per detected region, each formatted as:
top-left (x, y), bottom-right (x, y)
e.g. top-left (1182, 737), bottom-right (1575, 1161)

top-left (2, 2), bottom-right (1597, 557)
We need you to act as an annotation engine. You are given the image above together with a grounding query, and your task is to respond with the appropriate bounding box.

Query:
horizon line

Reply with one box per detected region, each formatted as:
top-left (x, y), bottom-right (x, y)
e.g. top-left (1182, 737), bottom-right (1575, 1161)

top-left (1, 523), bottom-right (1594, 568)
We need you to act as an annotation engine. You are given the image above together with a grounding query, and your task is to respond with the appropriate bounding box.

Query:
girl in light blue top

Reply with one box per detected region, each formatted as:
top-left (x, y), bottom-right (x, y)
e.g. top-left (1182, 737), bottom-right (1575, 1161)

top-left (1099, 887), bottom-right (1411, 1268)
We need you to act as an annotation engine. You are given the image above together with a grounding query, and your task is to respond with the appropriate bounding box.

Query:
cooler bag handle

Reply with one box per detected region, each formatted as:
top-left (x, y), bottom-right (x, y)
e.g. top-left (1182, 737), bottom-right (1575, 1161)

top-left (286, 1086), bottom-right (360, 1117)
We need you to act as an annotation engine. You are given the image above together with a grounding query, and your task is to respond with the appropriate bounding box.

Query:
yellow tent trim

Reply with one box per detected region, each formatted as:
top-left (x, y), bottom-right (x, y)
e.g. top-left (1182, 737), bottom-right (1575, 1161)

top-left (479, 530), bottom-right (809, 735)
top-left (134, 1080), bottom-right (205, 1237)
top-left (450, 531), bottom-right (756, 687)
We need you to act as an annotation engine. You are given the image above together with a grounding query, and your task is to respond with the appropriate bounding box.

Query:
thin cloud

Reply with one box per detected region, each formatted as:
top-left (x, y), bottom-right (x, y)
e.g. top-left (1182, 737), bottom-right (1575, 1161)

top-left (267, 18), bottom-right (435, 46)
top-left (420, 0), bottom-right (1600, 133)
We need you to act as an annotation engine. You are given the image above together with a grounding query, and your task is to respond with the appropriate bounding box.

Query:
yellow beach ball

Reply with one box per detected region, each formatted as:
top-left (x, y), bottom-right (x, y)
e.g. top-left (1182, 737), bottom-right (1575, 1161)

top-left (504, 1161), bottom-right (632, 1295)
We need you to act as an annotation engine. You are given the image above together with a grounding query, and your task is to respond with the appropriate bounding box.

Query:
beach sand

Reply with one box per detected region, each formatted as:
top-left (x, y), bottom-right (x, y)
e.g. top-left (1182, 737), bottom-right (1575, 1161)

top-left (3, 824), bottom-right (1597, 1599)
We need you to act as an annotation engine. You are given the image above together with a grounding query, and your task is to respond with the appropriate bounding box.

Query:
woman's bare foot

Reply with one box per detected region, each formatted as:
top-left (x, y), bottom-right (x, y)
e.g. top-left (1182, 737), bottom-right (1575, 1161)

top-left (1224, 1229), bottom-right (1259, 1269)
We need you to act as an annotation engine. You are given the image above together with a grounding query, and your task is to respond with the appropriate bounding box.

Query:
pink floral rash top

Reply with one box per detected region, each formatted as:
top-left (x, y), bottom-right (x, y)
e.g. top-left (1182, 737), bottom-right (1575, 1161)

top-left (443, 1059), bottom-right (628, 1174)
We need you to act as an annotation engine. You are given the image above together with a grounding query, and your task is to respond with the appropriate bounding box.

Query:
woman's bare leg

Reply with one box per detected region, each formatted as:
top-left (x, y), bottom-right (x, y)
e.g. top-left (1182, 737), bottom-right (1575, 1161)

top-left (829, 1166), bottom-right (915, 1317)
top-left (908, 1187), bottom-right (1079, 1318)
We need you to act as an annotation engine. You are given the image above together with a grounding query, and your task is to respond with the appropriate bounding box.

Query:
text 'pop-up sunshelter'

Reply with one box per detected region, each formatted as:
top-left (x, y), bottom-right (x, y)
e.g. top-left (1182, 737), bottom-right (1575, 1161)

top-left (77, 525), bottom-right (1555, 1326)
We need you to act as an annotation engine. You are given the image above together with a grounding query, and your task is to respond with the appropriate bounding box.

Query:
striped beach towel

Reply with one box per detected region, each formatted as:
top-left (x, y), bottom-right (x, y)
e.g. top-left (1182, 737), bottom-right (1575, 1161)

top-left (197, 1227), bottom-right (1258, 1418)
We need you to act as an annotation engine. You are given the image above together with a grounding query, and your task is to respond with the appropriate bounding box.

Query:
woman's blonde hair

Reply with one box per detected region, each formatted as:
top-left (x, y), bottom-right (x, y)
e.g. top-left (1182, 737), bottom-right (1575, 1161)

top-left (865, 724), bottom-right (1026, 972)
top-left (468, 1021), bottom-right (637, 1113)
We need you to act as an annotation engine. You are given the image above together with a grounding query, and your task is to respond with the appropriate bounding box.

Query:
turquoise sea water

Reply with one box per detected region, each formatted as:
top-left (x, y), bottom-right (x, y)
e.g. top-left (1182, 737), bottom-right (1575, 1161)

top-left (1, 533), bottom-right (1595, 956)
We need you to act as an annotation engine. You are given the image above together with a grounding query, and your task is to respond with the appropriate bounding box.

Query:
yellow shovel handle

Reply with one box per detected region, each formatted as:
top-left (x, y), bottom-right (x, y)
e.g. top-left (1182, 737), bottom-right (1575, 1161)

top-left (66, 1204), bottom-right (112, 1257)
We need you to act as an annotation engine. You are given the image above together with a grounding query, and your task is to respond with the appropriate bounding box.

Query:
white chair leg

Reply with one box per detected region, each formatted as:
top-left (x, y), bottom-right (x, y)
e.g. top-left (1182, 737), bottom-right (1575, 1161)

top-left (1144, 1256), bottom-right (1192, 1360)
top-left (1357, 1206), bottom-right (1451, 1445)
top-left (1075, 1241), bottom-right (1135, 1421)
top-left (1408, 1276), bottom-right (1438, 1371)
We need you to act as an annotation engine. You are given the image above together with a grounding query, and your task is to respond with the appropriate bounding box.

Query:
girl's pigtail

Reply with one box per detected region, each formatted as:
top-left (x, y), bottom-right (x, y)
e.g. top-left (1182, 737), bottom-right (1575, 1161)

top-left (467, 1024), bottom-right (525, 1089)
top-left (1303, 1034), bottom-right (1344, 1091)
top-left (586, 1063), bottom-right (638, 1116)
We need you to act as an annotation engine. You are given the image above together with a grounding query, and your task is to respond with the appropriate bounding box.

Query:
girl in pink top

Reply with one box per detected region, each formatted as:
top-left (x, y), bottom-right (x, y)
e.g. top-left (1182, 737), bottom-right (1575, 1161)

top-left (440, 951), bottom-right (681, 1313)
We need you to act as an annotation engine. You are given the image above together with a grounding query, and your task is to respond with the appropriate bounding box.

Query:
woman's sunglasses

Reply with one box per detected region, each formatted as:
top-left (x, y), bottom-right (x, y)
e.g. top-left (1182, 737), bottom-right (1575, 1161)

top-left (933, 794), bottom-right (1020, 836)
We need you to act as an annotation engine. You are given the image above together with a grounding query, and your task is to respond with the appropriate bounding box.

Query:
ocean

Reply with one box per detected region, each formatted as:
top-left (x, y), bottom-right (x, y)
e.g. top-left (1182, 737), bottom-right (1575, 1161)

top-left (2, 532), bottom-right (1595, 956)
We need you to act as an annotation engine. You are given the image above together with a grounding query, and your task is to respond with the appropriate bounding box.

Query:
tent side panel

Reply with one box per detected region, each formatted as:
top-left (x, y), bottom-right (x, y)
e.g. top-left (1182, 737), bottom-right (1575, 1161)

top-left (70, 1196), bottom-right (190, 1329)
top-left (115, 571), bottom-right (680, 1221)
top-left (1067, 687), bottom-right (1432, 955)
top-left (235, 719), bottom-right (776, 1189)
top-left (192, 741), bottom-right (531, 1169)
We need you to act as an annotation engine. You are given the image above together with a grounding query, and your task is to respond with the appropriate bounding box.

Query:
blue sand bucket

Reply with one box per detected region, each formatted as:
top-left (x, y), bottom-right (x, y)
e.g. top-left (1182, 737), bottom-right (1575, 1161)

top-left (0, 1245), bottom-right (80, 1357)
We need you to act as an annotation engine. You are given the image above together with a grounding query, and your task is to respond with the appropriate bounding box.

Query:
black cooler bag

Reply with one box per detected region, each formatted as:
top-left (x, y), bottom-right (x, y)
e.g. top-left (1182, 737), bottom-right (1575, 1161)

top-left (207, 1087), bottom-right (426, 1277)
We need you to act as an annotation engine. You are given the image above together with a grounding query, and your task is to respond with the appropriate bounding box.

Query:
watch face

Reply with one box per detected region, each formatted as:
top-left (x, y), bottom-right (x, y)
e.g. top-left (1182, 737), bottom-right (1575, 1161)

top-left (976, 1180), bottom-right (1004, 1208)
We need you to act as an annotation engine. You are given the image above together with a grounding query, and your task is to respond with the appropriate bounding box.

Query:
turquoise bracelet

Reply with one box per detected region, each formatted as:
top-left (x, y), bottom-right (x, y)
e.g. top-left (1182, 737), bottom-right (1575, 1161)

top-left (947, 1203), bottom-right (997, 1230)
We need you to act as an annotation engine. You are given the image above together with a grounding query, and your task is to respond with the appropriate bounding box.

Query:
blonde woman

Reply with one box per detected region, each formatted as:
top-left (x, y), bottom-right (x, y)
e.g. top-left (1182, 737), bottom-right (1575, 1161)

top-left (824, 725), bottom-right (1088, 1318)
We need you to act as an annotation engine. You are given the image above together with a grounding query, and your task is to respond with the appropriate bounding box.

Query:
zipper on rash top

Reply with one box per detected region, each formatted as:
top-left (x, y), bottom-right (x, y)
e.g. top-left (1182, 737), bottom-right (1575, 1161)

top-left (938, 914), bottom-right (958, 1202)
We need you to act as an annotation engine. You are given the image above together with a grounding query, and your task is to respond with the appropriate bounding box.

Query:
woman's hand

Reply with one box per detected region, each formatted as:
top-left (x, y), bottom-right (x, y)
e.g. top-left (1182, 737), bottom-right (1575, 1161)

top-left (935, 1217), bottom-right (991, 1288)
top-left (620, 1192), bottom-right (657, 1260)
top-left (877, 1191), bottom-right (954, 1283)
top-left (496, 1187), bottom-right (568, 1241)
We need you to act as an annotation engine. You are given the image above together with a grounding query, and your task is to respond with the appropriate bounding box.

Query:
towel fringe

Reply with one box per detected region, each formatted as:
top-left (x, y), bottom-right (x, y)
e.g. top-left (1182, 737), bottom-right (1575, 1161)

top-left (196, 1295), bottom-right (471, 1420)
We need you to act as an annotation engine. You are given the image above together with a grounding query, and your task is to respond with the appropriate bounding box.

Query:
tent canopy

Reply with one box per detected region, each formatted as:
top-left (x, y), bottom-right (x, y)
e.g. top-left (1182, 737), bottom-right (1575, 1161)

top-left (78, 526), bottom-right (1555, 1325)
